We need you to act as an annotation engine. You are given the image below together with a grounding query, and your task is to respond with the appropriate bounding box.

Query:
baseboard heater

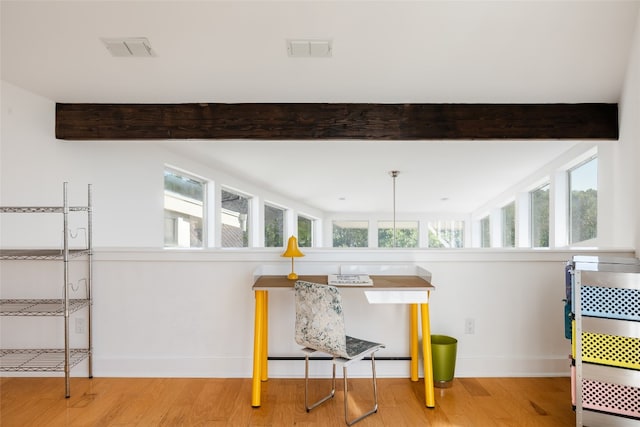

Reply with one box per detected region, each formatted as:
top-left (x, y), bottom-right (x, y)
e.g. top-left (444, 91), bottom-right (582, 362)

top-left (268, 356), bottom-right (411, 361)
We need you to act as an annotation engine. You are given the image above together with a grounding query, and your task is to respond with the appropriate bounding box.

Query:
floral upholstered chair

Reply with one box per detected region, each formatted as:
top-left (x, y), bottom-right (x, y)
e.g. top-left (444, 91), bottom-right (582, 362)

top-left (294, 280), bottom-right (385, 426)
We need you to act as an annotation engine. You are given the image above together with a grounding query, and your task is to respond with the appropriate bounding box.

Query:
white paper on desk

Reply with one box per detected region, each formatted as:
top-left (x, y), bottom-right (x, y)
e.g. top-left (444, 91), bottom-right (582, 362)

top-left (328, 274), bottom-right (373, 286)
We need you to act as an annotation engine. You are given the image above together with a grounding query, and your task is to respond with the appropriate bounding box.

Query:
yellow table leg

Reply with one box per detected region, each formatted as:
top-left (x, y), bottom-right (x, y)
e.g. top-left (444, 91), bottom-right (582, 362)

top-left (409, 304), bottom-right (419, 382)
top-left (261, 292), bottom-right (269, 381)
top-left (421, 298), bottom-right (435, 408)
top-left (252, 290), bottom-right (267, 407)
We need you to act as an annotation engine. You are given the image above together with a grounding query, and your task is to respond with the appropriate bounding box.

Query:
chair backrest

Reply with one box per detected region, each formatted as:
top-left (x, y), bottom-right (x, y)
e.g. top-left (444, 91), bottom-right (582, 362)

top-left (294, 281), bottom-right (349, 358)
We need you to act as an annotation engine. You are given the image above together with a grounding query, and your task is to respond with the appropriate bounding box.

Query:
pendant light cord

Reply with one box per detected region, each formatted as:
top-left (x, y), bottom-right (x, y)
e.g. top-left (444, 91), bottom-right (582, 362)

top-left (390, 171), bottom-right (399, 248)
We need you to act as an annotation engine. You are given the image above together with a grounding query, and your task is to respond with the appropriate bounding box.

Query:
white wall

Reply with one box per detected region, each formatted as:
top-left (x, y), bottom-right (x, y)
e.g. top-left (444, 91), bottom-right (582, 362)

top-left (1, 80), bottom-right (638, 379)
top-left (89, 249), bottom-right (638, 378)
top-left (619, 7), bottom-right (640, 252)
top-left (3, 248), bottom-right (633, 379)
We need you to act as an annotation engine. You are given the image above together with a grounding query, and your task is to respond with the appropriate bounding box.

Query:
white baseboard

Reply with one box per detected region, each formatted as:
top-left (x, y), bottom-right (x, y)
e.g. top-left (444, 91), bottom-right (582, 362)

top-left (85, 355), bottom-right (570, 379)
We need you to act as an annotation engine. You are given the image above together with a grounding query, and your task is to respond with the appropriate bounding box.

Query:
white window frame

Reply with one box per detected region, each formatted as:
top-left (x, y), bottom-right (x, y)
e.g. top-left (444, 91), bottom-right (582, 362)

top-left (501, 201), bottom-right (516, 248)
top-left (529, 183), bottom-right (550, 248)
top-left (426, 220), bottom-right (464, 249)
top-left (297, 214), bottom-right (316, 248)
top-left (479, 215), bottom-right (491, 248)
top-left (377, 220), bottom-right (419, 248)
top-left (332, 220), bottom-right (369, 248)
top-left (568, 155), bottom-right (598, 245)
top-left (264, 202), bottom-right (286, 248)
top-left (220, 186), bottom-right (253, 248)
top-left (163, 167), bottom-right (207, 249)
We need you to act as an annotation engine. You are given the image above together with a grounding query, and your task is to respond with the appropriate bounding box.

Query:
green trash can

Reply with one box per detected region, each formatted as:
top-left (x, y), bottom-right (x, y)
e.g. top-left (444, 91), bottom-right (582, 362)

top-left (431, 335), bottom-right (457, 388)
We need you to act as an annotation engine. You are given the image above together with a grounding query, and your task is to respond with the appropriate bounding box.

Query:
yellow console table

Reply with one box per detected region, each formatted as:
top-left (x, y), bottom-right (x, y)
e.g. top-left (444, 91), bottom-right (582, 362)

top-left (251, 274), bottom-right (436, 408)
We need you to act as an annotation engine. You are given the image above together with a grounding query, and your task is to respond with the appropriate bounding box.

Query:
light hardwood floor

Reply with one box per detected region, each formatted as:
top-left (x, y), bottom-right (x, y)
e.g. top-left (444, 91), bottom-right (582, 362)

top-left (0, 376), bottom-right (575, 426)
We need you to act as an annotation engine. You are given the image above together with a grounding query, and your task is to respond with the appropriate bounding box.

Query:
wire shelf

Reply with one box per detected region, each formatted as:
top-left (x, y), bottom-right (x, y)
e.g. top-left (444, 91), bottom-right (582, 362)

top-left (0, 206), bottom-right (64, 213)
top-left (0, 249), bottom-right (90, 260)
top-left (0, 348), bottom-right (89, 372)
top-left (0, 183), bottom-right (93, 397)
top-left (0, 206), bottom-right (89, 213)
top-left (0, 299), bottom-right (89, 316)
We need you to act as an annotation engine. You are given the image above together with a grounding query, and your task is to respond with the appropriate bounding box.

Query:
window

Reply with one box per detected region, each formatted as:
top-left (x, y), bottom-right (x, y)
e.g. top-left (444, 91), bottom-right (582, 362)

top-left (264, 204), bottom-right (284, 247)
top-left (332, 221), bottom-right (368, 247)
top-left (530, 184), bottom-right (550, 248)
top-left (427, 220), bottom-right (464, 248)
top-left (297, 215), bottom-right (314, 248)
top-left (164, 169), bottom-right (205, 248)
top-left (221, 189), bottom-right (250, 248)
top-left (569, 157), bottom-right (597, 244)
top-left (502, 201), bottom-right (515, 247)
top-left (480, 216), bottom-right (491, 248)
top-left (378, 220), bottom-right (419, 248)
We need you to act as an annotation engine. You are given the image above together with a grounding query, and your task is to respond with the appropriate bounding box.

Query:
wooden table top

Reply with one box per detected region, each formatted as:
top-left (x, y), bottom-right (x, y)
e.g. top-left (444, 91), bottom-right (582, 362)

top-left (253, 275), bottom-right (434, 290)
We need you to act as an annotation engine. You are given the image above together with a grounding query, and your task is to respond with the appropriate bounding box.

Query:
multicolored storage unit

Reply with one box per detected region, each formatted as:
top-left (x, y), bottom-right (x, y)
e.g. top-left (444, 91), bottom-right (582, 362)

top-left (567, 256), bottom-right (640, 427)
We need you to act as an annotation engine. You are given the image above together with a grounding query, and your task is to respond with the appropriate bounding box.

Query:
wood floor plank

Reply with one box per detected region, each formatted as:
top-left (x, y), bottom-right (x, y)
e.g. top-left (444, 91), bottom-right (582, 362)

top-left (0, 377), bottom-right (576, 426)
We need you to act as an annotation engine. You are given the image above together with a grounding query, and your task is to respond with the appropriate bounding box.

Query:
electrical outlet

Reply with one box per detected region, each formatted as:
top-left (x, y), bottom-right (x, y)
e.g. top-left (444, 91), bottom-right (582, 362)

top-left (464, 318), bottom-right (475, 334)
top-left (75, 317), bottom-right (85, 334)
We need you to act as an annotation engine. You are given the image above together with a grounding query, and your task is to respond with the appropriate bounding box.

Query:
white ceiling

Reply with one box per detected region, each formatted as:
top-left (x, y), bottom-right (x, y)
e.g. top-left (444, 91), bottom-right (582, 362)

top-left (2, 1), bottom-right (638, 214)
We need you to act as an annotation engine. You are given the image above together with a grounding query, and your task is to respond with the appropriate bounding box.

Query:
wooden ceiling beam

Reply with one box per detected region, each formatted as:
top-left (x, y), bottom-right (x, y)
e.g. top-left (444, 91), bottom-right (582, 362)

top-left (55, 103), bottom-right (618, 140)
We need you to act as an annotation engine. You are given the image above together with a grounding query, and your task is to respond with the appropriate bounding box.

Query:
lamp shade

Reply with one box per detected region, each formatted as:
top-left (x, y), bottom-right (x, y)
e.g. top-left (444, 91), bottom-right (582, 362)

top-left (282, 235), bottom-right (305, 258)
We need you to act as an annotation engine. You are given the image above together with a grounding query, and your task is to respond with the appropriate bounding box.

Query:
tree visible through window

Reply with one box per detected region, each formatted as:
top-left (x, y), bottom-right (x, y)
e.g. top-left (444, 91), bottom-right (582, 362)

top-left (164, 170), bottom-right (205, 248)
top-left (297, 215), bottom-right (313, 247)
top-left (264, 204), bottom-right (284, 247)
top-left (480, 216), bottom-right (491, 248)
top-left (569, 157), bottom-right (597, 244)
top-left (378, 221), bottom-right (418, 248)
top-left (531, 184), bottom-right (549, 248)
top-left (502, 202), bottom-right (515, 247)
top-left (333, 221), bottom-right (368, 247)
top-left (428, 220), bottom-right (464, 248)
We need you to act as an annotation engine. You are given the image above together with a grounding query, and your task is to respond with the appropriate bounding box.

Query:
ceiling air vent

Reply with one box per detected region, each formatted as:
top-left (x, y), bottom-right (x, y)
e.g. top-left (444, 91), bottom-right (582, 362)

top-left (101, 37), bottom-right (156, 57)
top-left (287, 39), bottom-right (332, 58)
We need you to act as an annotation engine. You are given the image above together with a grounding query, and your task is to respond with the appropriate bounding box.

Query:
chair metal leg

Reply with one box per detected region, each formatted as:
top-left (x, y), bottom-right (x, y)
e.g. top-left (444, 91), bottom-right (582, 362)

top-left (343, 354), bottom-right (379, 426)
top-left (304, 353), bottom-right (336, 412)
